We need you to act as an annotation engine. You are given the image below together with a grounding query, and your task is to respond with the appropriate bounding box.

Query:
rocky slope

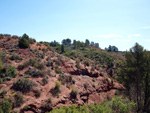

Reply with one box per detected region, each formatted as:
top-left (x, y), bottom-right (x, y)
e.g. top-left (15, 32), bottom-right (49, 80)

top-left (0, 34), bottom-right (124, 113)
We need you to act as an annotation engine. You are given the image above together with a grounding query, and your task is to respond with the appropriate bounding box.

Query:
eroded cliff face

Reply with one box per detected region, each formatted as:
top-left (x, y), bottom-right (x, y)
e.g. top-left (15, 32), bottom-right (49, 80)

top-left (0, 35), bottom-right (124, 113)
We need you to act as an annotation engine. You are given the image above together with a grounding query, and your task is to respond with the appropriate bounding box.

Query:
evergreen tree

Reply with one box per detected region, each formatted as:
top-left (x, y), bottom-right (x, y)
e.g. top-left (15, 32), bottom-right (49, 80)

top-left (85, 39), bottom-right (90, 47)
top-left (18, 34), bottom-right (30, 48)
top-left (66, 38), bottom-right (71, 46)
top-left (62, 38), bottom-right (71, 46)
top-left (90, 41), bottom-right (95, 46)
top-left (118, 43), bottom-right (149, 112)
top-left (50, 40), bottom-right (59, 47)
top-left (73, 40), bottom-right (77, 49)
top-left (22, 33), bottom-right (29, 40)
top-left (61, 44), bottom-right (65, 53)
top-left (94, 43), bottom-right (99, 48)
top-left (143, 52), bottom-right (150, 112)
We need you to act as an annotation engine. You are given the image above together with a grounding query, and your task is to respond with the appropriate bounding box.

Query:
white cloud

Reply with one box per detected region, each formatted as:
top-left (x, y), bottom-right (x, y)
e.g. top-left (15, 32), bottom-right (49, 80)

top-left (98, 34), bottom-right (123, 38)
top-left (142, 27), bottom-right (150, 29)
top-left (144, 39), bottom-right (150, 42)
top-left (114, 39), bottom-right (131, 42)
top-left (128, 34), bottom-right (141, 38)
top-left (133, 34), bottom-right (141, 37)
top-left (128, 35), bottom-right (132, 38)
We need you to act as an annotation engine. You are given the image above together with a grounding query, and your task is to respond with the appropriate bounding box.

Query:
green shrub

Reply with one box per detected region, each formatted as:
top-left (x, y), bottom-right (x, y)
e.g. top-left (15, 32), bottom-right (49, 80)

top-left (19, 37), bottom-right (30, 48)
top-left (12, 110), bottom-right (18, 113)
top-left (13, 92), bottom-right (24, 107)
top-left (0, 98), bottom-right (12, 113)
top-left (9, 53), bottom-right (21, 61)
top-left (109, 96), bottom-right (136, 113)
top-left (47, 69), bottom-right (51, 76)
top-left (42, 77), bottom-right (49, 85)
top-left (76, 60), bottom-right (80, 69)
top-left (0, 66), bottom-right (17, 81)
top-left (58, 74), bottom-right (74, 85)
top-left (12, 78), bottom-right (35, 93)
top-left (84, 83), bottom-right (89, 90)
top-left (46, 60), bottom-right (53, 67)
top-left (18, 59), bottom-right (45, 70)
top-left (5, 66), bottom-right (17, 78)
top-left (0, 52), bottom-right (8, 63)
top-left (43, 98), bottom-right (52, 111)
top-left (35, 62), bottom-right (45, 70)
top-left (50, 104), bottom-right (89, 113)
top-left (0, 58), bottom-right (4, 72)
top-left (54, 81), bottom-right (61, 92)
top-left (25, 68), bottom-right (46, 77)
top-left (0, 34), bottom-right (3, 39)
top-left (29, 38), bottom-right (36, 44)
top-left (18, 33), bottom-right (31, 48)
top-left (50, 81), bottom-right (61, 96)
top-left (49, 96), bottom-right (136, 113)
top-left (70, 88), bottom-right (78, 99)
top-left (58, 74), bottom-right (66, 85)
top-left (83, 60), bottom-right (90, 66)
top-left (17, 64), bottom-right (24, 70)
top-left (0, 78), bottom-right (3, 83)
top-left (55, 69), bottom-right (62, 74)
top-left (55, 65), bottom-right (62, 74)
top-left (17, 60), bottom-right (30, 70)
top-left (34, 89), bottom-right (41, 98)
top-left (0, 89), bottom-right (7, 97)
top-left (67, 75), bottom-right (73, 83)
top-left (106, 94), bottom-right (111, 101)
top-left (36, 51), bottom-right (45, 59)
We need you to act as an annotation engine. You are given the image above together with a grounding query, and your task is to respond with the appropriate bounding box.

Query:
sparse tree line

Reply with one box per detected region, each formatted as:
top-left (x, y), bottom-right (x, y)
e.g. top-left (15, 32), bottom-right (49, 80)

top-left (49, 38), bottom-right (100, 53)
top-left (1, 33), bottom-right (119, 52)
top-left (49, 38), bottom-right (120, 53)
top-left (105, 45), bottom-right (119, 52)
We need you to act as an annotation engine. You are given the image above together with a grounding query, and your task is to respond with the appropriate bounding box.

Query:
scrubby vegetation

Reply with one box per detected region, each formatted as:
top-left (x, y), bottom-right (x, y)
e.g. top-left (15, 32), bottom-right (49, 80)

top-left (0, 89), bottom-right (7, 97)
top-left (43, 38), bottom-right (123, 78)
top-left (0, 98), bottom-right (12, 113)
top-left (70, 88), bottom-right (78, 99)
top-left (0, 34), bottom-right (150, 113)
top-left (18, 58), bottom-right (45, 71)
top-left (43, 98), bottom-right (52, 111)
top-left (54, 81), bottom-right (61, 93)
top-left (34, 89), bottom-right (41, 98)
top-left (13, 92), bottom-right (24, 107)
top-left (10, 53), bottom-right (21, 61)
top-left (58, 74), bottom-right (75, 86)
top-left (49, 96), bottom-right (136, 113)
top-left (42, 76), bottom-right (49, 85)
top-left (0, 56), bottom-right (17, 82)
top-left (18, 33), bottom-right (36, 48)
top-left (12, 78), bottom-right (35, 93)
top-left (25, 67), bottom-right (46, 77)
top-left (50, 80), bottom-right (61, 97)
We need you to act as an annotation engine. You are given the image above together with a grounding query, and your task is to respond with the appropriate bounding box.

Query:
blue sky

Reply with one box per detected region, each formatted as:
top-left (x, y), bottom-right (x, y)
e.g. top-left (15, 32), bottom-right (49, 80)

top-left (0, 0), bottom-right (150, 51)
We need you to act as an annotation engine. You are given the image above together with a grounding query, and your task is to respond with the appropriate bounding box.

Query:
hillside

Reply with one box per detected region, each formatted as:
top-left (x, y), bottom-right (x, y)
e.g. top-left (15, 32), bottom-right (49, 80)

top-left (0, 34), bottom-right (125, 113)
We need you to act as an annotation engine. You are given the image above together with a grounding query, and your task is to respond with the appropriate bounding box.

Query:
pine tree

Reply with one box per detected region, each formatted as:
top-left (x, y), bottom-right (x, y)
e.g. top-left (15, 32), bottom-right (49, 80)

top-left (143, 52), bottom-right (150, 112)
top-left (18, 33), bottom-right (30, 48)
top-left (85, 39), bottom-right (90, 47)
top-left (118, 43), bottom-right (146, 112)
top-left (61, 44), bottom-right (65, 53)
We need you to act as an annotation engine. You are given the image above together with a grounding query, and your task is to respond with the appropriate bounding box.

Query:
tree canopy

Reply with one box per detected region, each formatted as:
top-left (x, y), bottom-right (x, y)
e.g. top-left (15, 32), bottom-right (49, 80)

top-left (118, 43), bottom-right (150, 112)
